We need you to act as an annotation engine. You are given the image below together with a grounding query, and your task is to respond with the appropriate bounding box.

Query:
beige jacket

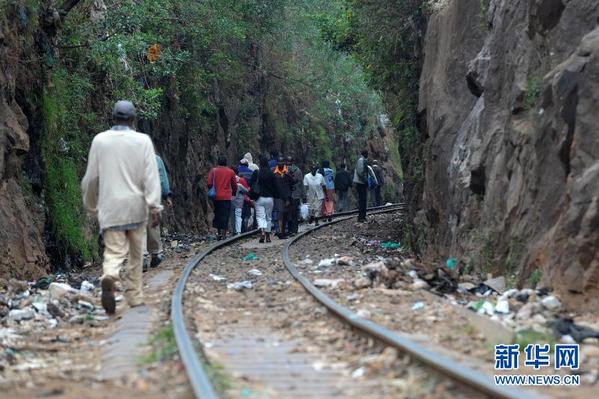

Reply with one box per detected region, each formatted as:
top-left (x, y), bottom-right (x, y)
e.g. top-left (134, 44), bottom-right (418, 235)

top-left (81, 127), bottom-right (163, 230)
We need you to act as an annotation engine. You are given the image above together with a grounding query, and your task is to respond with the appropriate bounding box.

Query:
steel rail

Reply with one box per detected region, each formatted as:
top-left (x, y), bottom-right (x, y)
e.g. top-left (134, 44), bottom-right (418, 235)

top-left (171, 230), bottom-right (257, 399)
top-left (171, 203), bottom-right (403, 399)
top-left (282, 208), bottom-right (544, 399)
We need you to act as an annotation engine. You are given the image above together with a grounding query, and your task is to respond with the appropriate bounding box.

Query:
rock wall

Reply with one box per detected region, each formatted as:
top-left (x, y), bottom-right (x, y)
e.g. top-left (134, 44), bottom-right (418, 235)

top-left (418, 0), bottom-right (599, 309)
top-left (0, 7), bottom-right (48, 279)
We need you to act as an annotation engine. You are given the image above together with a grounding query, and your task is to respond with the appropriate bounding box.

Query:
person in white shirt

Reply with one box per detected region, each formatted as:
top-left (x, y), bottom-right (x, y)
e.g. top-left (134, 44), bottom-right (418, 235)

top-left (81, 100), bottom-right (162, 315)
top-left (303, 164), bottom-right (326, 226)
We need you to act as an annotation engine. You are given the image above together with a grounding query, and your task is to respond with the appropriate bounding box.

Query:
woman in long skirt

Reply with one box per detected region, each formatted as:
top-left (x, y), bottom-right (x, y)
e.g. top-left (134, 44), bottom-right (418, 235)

top-left (207, 156), bottom-right (237, 240)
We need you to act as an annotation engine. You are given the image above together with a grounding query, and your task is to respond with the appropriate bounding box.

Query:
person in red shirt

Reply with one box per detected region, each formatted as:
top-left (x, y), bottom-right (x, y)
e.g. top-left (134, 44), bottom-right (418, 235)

top-left (207, 156), bottom-right (237, 240)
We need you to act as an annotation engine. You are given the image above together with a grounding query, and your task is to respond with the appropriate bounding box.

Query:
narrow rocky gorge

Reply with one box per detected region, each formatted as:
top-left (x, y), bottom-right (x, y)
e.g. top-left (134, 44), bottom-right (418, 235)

top-left (418, 0), bottom-right (599, 309)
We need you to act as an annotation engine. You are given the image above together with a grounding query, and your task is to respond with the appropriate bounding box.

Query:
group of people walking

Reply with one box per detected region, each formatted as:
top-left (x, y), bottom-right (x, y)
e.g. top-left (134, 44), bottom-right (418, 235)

top-left (80, 100), bottom-right (387, 316)
top-left (207, 149), bottom-right (385, 242)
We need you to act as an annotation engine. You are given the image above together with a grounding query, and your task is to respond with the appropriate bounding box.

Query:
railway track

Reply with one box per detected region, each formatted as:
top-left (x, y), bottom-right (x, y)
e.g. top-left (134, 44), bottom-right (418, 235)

top-left (172, 205), bottom-right (542, 399)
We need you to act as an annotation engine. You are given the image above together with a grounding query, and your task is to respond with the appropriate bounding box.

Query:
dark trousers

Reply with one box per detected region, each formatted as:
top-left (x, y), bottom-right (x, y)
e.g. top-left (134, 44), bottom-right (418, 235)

top-left (356, 183), bottom-right (368, 221)
top-left (374, 186), bottom-right (382, 207)
top-left (279, 200), bottom-right (289, 235)
top-left (288, 198), bottom-right (300, 234)
top-left (337, 190), bottom-right (349, 212)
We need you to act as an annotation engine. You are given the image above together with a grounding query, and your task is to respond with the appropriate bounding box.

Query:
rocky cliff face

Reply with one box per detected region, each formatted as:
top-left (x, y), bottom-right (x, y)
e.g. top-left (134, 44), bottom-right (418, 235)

top-left (0, 7), bottom-right (48, 279)
top-left (419, 0), bottom-right (599, 308)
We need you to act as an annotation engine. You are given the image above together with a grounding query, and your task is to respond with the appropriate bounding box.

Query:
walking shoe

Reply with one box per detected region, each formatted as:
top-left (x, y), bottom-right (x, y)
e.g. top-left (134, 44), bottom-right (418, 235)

top-left (101, 276), bottom-right (117, 315)
top-left (150, 254), bottom-right (164, 268)
top-left (265, 233), bottom-right (271, 243)
top-left (143, 258), bottom-right (149, 273)
top-left (259, 235), bottom-right (265, 243)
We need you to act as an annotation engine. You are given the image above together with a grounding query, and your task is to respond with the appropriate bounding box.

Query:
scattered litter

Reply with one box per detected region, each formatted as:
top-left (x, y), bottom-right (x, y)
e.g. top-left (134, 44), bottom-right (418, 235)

top-left (468, 300), bottom-right (495, 315)
top-left (514, 291), bottom-right (530, 303)
top-left (540, 295), bottom-right (561, 310)
top-left (313, 279), bottom-right (343, 289)
top-left (471, 283), bottom-right (493, 296)
top-left (552, 317), bottom-right (599, 343)
top-left (495, 298), bottom-right (510, 314)
top-left (560, 335), bottom-right (577, 344)
top-left (240, 388), bottom-right (253, 398)
top-left (468, 300), bottom-right (485, 311)
top-left (31, 302), bottom-right (47, 313)
top-left (247, 269), bottom-right (262, 277)
top-left (484, 276), bottom-right (506, 294)
top-left (48, 282), bottom-right (76, 300)
top-left (300, 258), bottom-right (314, 265)
top-left (380, 241), bottom-right (401, 249)
top-left (411, 302), bottom-right (425, 311)
top-left (362, 261), bottom-right (388, 280)
top-left (210, 274), bottom-right (226, 282)
top-left (351, 367), bottom-right (365, 378)
top-left (480, 301), bottom-right (495, 315)
top-left (8, 308), bottom-right (35, 322)
top-left (227, 281), bottom-right (253, 290)
top-left (318, 258), bottom-right (335, 268)
top-left (336, 256), bottom-right (354, 266)
top-left (347, 293), bottom-right (360, 301)
top-left (77, 300), bottom-right (94, 311)
top-left (356, 309), bottom-right (371, 319)
top-left (499, 288), bottom-right (519, 301)
top-left (32, 276), bottom-right (53, 290)
top-left (242, 252), bottom-right (258, 261)
top-left (458, 282), bottom-right (476, 291)
top-left (446, 258), bottom-right (457, 270)
top-left (411, 278), bottom-right (429, 290)
top-left (80, 281), bottom-right (94, 293)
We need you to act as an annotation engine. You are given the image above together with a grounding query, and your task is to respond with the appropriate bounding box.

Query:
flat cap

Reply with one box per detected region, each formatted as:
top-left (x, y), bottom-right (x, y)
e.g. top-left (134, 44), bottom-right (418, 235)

top-left (112, 100), bottom-right (136, 119)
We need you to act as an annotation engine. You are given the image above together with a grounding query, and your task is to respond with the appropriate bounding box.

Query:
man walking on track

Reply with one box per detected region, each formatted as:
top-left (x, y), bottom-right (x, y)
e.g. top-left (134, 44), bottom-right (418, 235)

top-left (145, 153), bottom-right (172, 271)
top-left (81, 100), bottom-right (163, 315)
top-left (334, 163), bottom-right (352, 212)
top-left (287, 156), bottom-right (303, 236)
top-left (353, 149), bottom-right (375, 223)
top-left (273, 156), bottom-right (293, 239)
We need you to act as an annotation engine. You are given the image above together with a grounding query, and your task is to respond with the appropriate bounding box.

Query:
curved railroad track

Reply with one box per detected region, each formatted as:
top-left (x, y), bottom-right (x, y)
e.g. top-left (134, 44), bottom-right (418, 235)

top-left (172, 205), bottom-right (542, 399)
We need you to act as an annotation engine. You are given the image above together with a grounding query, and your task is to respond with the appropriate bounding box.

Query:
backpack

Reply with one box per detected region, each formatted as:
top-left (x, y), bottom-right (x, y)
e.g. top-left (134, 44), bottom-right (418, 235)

top-left (368, 174), bottom-right (377, 189)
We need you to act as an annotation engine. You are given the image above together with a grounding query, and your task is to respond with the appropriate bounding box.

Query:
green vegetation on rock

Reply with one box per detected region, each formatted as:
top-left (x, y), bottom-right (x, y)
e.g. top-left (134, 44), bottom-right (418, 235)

top-left (41, 68), bottom-right (98, 262)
